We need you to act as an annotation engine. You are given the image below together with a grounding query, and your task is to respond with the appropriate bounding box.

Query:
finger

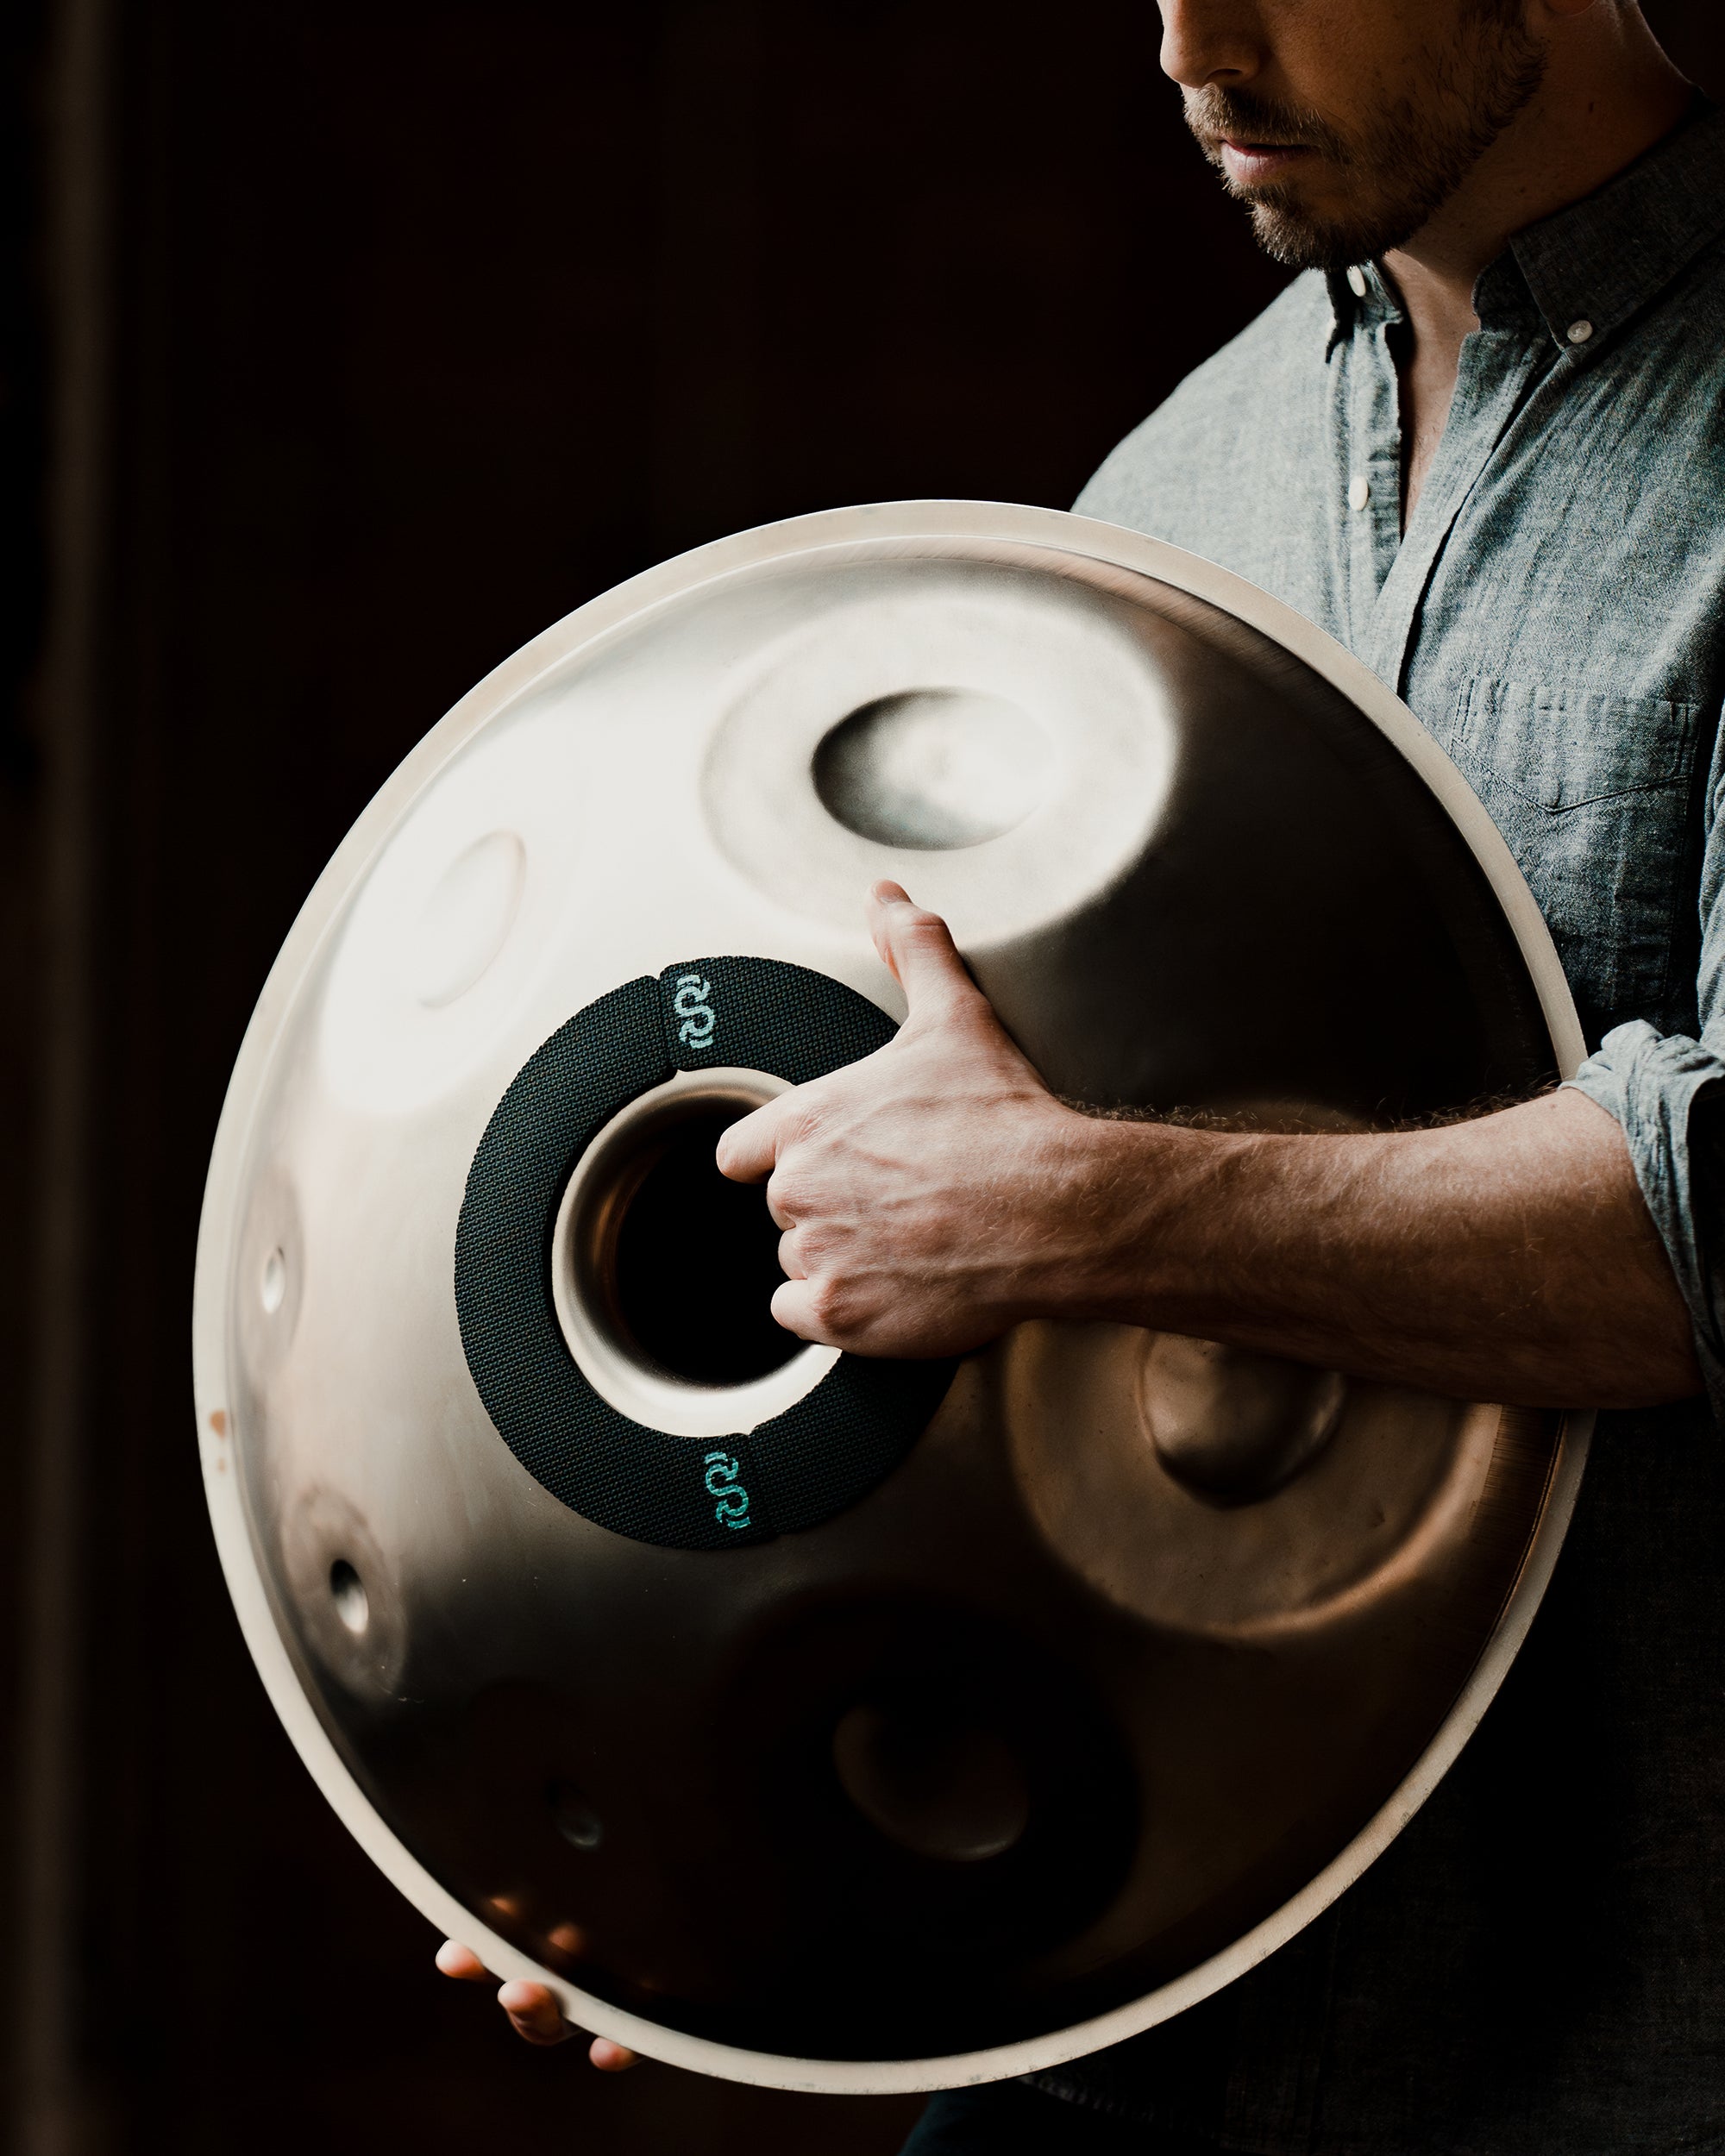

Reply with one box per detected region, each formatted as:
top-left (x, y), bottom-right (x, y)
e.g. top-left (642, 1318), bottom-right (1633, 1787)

top-left (436, 1940), bottom-right (492, 1984)
top-left (715, 1092), bottom-right (795, 1184)
top-left (777, 1226), bottom-right (805, 1281)
top-left (865, 883), bottom-right (978, 1023)
top-left (770, 1277), bottom-right (830, 1344)
top-left (497, 1979), bottom-right (574, 2047)
top-left (589, 2038), bottom-right (639, 2071)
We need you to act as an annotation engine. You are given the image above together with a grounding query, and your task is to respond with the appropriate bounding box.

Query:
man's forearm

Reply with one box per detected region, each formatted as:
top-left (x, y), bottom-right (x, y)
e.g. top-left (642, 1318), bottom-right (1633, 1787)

top-left (1059, 1086), bottom-right (1700, 1408)
top-left (723, 887), bottom-right (1703, 1408)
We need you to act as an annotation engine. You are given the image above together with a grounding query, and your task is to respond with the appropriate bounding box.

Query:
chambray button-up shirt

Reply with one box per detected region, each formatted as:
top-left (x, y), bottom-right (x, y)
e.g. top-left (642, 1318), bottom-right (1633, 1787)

top-left (1044, 104), bottom-right (1725, 2153)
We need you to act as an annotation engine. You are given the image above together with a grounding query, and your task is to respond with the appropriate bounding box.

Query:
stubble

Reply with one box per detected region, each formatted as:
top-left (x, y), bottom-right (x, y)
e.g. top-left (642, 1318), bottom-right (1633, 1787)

top-left (1183, 5), bottom-right (1548, 270)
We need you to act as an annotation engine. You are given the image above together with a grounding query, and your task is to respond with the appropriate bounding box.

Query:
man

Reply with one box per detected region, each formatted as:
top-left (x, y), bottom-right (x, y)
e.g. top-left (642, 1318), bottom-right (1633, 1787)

top-left (443, 1), bottom-right (1725, 2147)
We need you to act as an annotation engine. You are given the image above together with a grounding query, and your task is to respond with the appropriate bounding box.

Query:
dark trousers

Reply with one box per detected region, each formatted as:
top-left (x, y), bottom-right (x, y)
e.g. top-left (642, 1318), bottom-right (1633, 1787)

top-left (900, 2082), bottom-right (1214, 2153)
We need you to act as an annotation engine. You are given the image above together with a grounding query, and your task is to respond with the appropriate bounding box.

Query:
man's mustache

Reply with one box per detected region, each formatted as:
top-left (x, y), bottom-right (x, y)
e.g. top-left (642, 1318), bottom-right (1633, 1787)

top-left (1183, 86), bottom-right (1352, 166)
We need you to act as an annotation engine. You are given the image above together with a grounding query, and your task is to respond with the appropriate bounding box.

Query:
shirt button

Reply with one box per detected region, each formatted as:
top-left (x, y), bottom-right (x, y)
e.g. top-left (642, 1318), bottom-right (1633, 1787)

top-left (1346, 266), bottom-right (1367, 298)
top-left (1348, 474), bottom-right (1371, 511)
top-left (1566, 317), bottom-right (1594, 344)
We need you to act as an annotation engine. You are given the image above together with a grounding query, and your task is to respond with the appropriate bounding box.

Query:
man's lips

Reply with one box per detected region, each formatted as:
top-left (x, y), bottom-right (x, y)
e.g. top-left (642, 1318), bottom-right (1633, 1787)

top-left (1218, 138), bottom-right (1317, 182)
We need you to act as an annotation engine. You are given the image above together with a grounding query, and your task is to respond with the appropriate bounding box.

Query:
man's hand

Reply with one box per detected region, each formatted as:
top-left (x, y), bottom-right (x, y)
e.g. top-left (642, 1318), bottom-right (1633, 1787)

top-left (716, 881), bottom-right (1101, 1358)
top-left (717, 884), bottom-right (1700, 1408)
top-left (434, 1940), bottom-right (637, 2069)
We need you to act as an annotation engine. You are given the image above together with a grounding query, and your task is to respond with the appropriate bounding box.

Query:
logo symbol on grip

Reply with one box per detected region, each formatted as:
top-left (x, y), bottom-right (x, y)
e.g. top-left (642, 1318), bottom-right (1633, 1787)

top-left (703, 1451), bottom-right (752, 1531)
top-left (674, 974), bottom-right (715, 1052)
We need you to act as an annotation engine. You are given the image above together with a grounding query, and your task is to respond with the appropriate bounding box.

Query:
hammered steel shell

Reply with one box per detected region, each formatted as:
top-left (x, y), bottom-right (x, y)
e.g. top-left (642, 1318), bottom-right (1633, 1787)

top-left (192, 502), bottom-right (1589, 2093)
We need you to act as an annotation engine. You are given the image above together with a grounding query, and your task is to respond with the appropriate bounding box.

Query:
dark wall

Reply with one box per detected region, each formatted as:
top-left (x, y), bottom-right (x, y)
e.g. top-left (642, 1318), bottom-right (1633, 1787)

top-left (10, 7), bottom-right (1288, 2152)
top-left (5, 3), bottom-right (1723, 2153)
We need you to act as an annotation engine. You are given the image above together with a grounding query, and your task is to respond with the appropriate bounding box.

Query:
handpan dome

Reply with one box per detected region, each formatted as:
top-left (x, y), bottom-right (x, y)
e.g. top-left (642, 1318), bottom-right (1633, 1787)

top-left (193, 503), bottom-right (1589, 2093)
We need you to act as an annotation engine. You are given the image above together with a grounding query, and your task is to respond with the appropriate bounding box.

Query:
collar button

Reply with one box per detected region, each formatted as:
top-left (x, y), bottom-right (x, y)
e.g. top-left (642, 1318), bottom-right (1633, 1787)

top-left (1566, 317), bottom-right (1595, 345)
top-left (1346, 266), bottom-right (1367, 298)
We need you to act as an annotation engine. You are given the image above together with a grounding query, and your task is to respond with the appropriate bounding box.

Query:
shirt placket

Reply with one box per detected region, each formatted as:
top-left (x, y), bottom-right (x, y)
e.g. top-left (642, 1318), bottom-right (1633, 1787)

top-left (1339, 312), bottom-right (1404, 642)
top-left (1358, 317), bottom-right (1545, 693)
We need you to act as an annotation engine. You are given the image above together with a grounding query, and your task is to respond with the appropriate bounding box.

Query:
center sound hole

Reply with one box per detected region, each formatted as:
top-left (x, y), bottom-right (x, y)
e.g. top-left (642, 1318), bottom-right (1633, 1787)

top-left (610, 1103), bottom-right (798, 1388)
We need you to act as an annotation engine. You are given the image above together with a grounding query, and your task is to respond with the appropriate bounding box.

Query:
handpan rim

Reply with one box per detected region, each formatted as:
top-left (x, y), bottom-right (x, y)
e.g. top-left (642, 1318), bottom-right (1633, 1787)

top-left (191, 500), bottom-right (1591, 2094)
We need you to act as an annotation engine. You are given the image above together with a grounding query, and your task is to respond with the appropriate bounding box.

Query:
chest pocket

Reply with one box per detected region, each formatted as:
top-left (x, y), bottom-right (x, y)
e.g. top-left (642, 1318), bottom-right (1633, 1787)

top-left (1450, 677), bottom-right (1703, 1037)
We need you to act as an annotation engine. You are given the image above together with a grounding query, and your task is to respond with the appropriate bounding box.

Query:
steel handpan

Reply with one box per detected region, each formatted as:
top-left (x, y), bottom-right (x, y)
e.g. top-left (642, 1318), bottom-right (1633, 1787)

top-left (193, 501), bottom-right (1589, 2093)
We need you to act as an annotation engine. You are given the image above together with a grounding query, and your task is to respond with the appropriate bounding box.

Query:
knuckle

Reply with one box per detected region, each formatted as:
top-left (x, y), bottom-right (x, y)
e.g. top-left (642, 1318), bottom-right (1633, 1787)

top-left (786, 1091), bottom-right (831, 1144)
top-left (794, 1214), bottom-right (837, 1267)
top-left (803, 1272), bottom-right (852, 1334)
top-left (766, 1167), bottom-right (806, 1224)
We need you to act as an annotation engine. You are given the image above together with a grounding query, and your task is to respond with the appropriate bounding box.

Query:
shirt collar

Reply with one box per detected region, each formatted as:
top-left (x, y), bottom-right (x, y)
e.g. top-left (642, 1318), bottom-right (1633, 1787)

top-left (1500, 97), bottom-right (1725, 354)
top-left (1325, 97), bottom-right (1725, 355)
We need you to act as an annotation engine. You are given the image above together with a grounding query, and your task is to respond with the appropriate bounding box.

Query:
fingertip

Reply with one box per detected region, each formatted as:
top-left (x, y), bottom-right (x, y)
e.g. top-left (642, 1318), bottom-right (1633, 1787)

top-left (768, 1279), bottom-right (816, 1341)
top-left (496, 1978), bottom-right (549, 2014)
top-left (436, 1940), bottom-right (488, 1982)
top-left (773, 1278), bottom-right (840, 1349)
top-left (867, 883), bottom-right (906, 976)
top-left (714, 1099), bottom-right (776, 1186)
top-left (498, 1979), bottom-right (569, 2046)
top-left (590, 2038), bottom-right (639, 2072)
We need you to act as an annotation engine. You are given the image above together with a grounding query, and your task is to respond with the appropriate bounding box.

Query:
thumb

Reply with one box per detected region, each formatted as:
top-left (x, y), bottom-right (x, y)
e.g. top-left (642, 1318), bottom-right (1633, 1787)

top-left (866, 882), bottom-right (980, 1025)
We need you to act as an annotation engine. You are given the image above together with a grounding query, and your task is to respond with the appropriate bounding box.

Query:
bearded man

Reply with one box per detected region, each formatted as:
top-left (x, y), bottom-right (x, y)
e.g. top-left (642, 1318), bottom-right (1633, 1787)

top-left (442, 3), bottom-right (1725, 2149)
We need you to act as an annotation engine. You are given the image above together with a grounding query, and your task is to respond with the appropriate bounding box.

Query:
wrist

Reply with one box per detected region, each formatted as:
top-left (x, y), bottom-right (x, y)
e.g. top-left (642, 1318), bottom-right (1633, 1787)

top-left (1020, 1108), bottom-right (1197, 1326)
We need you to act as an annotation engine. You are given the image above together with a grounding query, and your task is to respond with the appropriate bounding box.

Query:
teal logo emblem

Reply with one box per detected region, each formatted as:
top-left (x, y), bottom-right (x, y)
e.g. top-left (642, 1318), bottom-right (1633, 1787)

top-left (703, 1450), bottom-right (751, 1531)
top-left (674, 974), bottom-right (715, 1053)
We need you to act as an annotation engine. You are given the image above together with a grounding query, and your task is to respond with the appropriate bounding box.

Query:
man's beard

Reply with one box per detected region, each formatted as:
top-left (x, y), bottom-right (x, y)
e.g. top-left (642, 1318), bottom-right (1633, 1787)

top-left (1183, 6), bottom-right (1547, 271)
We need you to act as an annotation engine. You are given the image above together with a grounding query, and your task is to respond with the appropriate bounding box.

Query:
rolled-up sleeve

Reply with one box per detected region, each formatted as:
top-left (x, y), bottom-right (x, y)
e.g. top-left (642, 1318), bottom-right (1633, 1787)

top-left (1569, 1024), bottom-right (1725, 1405)
top-left (1567, 736), bottom-right (1725, 1410)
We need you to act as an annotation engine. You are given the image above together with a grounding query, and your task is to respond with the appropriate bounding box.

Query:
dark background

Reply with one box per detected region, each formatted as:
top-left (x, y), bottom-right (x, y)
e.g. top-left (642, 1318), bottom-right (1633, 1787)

top-left (2, 5), bottom-right (1720, 2151)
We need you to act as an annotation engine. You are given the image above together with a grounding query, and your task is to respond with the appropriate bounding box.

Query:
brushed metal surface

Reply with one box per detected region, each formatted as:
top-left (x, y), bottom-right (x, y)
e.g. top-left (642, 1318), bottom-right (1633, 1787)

top-left (192, 503), bottom-right (1588, 2091)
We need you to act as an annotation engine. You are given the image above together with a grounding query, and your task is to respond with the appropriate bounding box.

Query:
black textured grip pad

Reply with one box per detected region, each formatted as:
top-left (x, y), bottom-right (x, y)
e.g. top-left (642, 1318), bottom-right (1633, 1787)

top-left (660, 954), bottom-right (898, 1081)
top-left (454, 979), bottom-right (759, 1548)
top-left (454, 958), bottom-right (956, 1550)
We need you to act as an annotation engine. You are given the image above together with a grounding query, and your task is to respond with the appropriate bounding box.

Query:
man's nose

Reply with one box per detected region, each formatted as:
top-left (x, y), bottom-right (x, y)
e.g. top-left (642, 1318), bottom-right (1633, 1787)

top-left (1157, 0), bottom-right (1263, 89)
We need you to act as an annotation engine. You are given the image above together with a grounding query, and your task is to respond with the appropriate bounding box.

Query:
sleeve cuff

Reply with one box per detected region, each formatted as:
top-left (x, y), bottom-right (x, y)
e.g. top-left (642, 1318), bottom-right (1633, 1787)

top-left (1565, 1020), bottom-right (1725, 1413)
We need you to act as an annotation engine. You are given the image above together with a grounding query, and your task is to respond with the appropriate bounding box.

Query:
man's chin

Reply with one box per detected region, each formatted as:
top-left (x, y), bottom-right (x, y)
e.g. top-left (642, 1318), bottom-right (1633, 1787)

top-left (1235, 185), bottom-right (1409, 273)
top-left (1247, 202), bottom-right (1365, 273)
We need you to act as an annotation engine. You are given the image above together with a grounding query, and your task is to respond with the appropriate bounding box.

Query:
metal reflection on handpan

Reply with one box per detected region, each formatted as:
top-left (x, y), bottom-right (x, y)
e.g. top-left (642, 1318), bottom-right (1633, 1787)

top-left (1141, 1334), bottom-right (1348, 1505)
top-left (193, 501), bottom-right (1588, 2096)
top-left (812, 686), bottom-right (1057, 850)
top-left (1006, 1320), bottom-right (1521, 1638)
top-left (832, 1704), bottom-right (1032, 1863)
